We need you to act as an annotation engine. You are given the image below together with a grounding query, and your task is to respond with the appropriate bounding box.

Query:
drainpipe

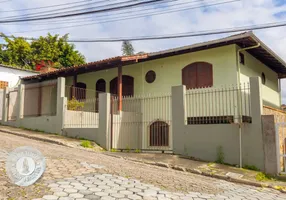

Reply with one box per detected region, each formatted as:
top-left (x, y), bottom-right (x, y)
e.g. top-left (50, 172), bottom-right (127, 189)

top-left (236, 42), bottom-right (261, 168)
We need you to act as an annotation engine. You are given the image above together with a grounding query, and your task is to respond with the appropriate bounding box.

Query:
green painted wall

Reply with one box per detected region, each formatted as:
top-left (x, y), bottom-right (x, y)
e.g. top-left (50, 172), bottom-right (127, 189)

top-left (66, 45), bottom-right (238, 97)
top-left (65, 44), bottom-right (281, 108)
top-left (237, 45), bottom-right (280, 108)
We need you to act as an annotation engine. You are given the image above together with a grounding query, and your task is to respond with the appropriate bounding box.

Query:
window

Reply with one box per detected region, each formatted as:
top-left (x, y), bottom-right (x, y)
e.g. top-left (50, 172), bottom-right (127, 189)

top-left (239, 52), bottom-right (245, 65)
top-left (74, 82), bottom-right (86, 100)
top-left (145, 70), bottom-right (156, 83)
top-left (110, 75), bottom-right (134, 96)
top-left (261, 72), bottom-right (266, 85)
top-left (150, 121), bottom-right (169, 146)
top-left (0, 81), bottom-right (8, 89)
top-left (182, 62), bottom-right (213, 89)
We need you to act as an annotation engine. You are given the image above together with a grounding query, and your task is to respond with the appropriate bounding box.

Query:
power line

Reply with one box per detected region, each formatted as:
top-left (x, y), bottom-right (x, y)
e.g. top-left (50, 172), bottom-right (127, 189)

top-left (0, 0), bottom-right (127, 20)
top-left (0, 0), bottom-right (165, 23)
top-left (2, 20), bottom-right (286, 43)
top-left (0, 0), bottom-right (94, 12)
top-left (6, 0), bottom-right (239, 33)
top-left (0, 0), bottom-right (193, 25)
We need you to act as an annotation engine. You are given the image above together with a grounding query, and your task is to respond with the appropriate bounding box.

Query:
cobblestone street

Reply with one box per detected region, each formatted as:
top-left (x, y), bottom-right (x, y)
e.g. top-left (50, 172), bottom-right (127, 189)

top-left (1, 132), bottom-right (286, 200)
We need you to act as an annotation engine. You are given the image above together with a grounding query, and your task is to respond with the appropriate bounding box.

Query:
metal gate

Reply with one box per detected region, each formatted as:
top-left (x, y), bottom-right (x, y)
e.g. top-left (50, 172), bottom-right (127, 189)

top-left (110, 93), bottom-right (172, 152)
top-left (276, 122), bottom-right (286, 174)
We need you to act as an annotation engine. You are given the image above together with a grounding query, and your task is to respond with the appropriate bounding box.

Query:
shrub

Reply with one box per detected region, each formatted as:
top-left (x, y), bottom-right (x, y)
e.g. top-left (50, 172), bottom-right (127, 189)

top-left (67, 97), bottom-right (84, 111)
top-left (80, 140), bottom-right (92, 148)
top-left (255, 172), bottom-right (272, 181)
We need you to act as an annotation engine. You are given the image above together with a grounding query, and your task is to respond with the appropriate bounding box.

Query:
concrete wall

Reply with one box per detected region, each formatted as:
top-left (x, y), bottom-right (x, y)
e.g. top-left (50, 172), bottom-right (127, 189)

top-left (181, 124), bottom-right (240, 164)
top-left (261, 115), bottom-right (279, 175)
top-left (172, 77), bottom-right (266, 170)
top-left (1, 77), bottom-right (66, 134)
top-left (238, 45), bottom-right (280, 108)
top-left (63, 128), bottom-right (98, 141)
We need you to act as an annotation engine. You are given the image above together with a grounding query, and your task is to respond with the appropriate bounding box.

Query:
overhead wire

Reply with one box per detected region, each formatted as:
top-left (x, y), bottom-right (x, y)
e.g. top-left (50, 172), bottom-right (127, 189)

top-left (0, 0), bottom-right (166, 22)
top-left (2, 19), bottom-right (285, 43)
top-left (0, 0), bottom-right (194, 25)
top-left (5, 0), bottom-right (240, 33)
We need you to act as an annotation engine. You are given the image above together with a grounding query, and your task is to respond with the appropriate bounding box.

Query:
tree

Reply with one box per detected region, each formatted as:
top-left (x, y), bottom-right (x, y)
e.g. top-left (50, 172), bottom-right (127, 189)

top-left (121, 41), bottom-right (135, 56)
top-left (0, 33), bottom-right (85, 69)
top-left (0, 37), bottom-right (32, 68)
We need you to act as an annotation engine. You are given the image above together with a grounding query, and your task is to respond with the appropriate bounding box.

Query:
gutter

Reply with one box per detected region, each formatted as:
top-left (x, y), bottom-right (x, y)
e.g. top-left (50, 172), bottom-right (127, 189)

top-left (236, 41), bottom-right (261, 168)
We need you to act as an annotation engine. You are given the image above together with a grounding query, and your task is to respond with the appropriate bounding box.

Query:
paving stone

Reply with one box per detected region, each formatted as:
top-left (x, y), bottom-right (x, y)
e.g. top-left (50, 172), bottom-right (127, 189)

top-left (89, 187), bottom-right (102, 192)
top-left (57, 182), bottom-right (70, 185)
top-left (58, 197), bottom-right (75, 200)
top-left (83, 195), bottom-right (100, 199)
top-left (43, 195), bottom-right (59, 200)
top-left (64, 188), bottom-right (78, 193)
top-left (94, 191), bottom-right (109, 197)
top-left (50, 187), bottom-right (64, 192)
top-left (53, 192), bottom-right (68, 197)
top-left (111, 193), bottom-right (125, 198)
top-left (101, 197), bottom-right (115, 200)
top-left (78, 190), bottom-right (94, 195)
top-left (119, 190), bottom-right (134, 195)
top-left (128, 194), bottom-right (143, 199)
top-left (60, 185), bottom-right (73, 189)
top-left (73, 185), bottom-right (87, 190)
top-left (69, 193), bottom-right (84, 198)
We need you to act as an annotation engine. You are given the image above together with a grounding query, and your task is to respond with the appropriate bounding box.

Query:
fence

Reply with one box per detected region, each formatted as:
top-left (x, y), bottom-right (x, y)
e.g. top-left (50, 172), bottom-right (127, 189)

top-left (7, 87), bottom-right (19, 121)
top-left (111, 93), bottom-right (172, 151)
top-left (263, 106), bottom-right (286, 173)
top-left (185, 83), bottom-right (251, 124)
top-left (64, 86), bottom-right (99, 128)
top-left (23, 81), bottom-right (57, 117)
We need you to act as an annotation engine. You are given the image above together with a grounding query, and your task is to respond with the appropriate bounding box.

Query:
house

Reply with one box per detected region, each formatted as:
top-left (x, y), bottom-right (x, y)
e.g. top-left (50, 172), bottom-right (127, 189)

top-left (22, 32), bottom-right (286, 109)
top-left (3, 32), bottom-right (286, 174)
top-left (0, 64), bottom-right (38, 88)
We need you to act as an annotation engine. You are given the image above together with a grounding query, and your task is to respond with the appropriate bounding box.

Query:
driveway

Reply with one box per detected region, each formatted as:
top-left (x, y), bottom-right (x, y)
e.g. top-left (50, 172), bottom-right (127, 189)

top-left (0, 132), bottom-right (285, 200)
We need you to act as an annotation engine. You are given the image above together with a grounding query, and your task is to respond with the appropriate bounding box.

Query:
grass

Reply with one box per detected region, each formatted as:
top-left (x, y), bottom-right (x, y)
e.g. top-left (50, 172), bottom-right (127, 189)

top-left (110, 148), bottom-right (117, 152)
top-left (80, 140), bottom-right (93, 148)
top-left (135, 149), bottom-right (141, 153)
top-left (255, 172), bottom-right (274, 182)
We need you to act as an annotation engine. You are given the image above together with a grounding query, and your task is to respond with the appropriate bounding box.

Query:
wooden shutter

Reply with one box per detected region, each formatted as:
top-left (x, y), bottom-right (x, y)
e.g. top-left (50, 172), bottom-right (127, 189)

top-left (182, 63), bottom-right (197, 89)
top-left (197, 62), bottom-right (213, 88)
top-left (182, 62), bottom-right (213, 89)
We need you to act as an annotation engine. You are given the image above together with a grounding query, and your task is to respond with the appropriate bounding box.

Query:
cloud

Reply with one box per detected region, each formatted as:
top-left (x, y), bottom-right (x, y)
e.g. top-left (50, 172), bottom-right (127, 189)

top-left (0, 0), bottom-right (286, 102)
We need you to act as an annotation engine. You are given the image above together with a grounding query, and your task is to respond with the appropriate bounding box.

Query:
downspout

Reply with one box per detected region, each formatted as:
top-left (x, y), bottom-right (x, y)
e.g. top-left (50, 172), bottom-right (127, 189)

top-left (236, 42), bottom-right (261, 168)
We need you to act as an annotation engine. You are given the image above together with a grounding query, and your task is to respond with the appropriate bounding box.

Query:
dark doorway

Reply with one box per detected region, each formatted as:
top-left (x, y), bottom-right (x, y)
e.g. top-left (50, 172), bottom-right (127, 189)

top-left (149, 121), bottom-right (169, 146)
top-left (110, 75), bottom-right (134, 96)
top-left (95, 79), bottom-right (106, 112)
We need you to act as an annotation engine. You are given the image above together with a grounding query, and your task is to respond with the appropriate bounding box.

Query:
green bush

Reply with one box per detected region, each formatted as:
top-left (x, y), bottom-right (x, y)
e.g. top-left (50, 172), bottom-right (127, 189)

top-left (255, 172), bottom-right (272, 181)
top-left (80, 140), bottom-right (92, 148)
top-left (68, 97), bottom-right (84, 111)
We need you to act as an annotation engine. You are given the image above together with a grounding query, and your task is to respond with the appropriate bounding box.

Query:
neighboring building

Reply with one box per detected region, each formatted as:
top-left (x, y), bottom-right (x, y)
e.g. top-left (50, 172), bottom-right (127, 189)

top-left (22, 32), bottom-right (286, 109)
top-left (0, 64), bottom-right (38, 88)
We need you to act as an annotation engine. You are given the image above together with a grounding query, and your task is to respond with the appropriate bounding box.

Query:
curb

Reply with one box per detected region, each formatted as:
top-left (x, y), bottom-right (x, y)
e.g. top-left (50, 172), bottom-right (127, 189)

top-left (0, 129), bottom-right (69, 147)
top-left (104, 153), bottom-right (286, 193)
top-left (2, 129), bottom-right (285, 193)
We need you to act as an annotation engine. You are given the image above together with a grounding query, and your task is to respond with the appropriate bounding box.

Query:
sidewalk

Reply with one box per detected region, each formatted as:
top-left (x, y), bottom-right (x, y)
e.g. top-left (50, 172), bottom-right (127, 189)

top-left (0, 125), bottom-right (103, 151)
top-left (1, 124), bottom-right (286, 193)
top-left (105, 152), bottom-right (286, 191)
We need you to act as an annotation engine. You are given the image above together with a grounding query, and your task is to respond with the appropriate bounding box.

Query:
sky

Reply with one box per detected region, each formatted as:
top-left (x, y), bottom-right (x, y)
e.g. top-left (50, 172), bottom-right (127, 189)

top-left (0, 0), bottom-right (286, 102)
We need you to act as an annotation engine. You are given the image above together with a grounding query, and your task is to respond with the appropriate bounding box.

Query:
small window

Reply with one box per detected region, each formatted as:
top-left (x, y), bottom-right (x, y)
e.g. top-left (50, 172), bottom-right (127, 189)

top-left (145, 70), bottom-right (156, 83)
top-left (239, 52), bottom-right (245, 65)
top-left (261, 72), bottom-right (266, 85)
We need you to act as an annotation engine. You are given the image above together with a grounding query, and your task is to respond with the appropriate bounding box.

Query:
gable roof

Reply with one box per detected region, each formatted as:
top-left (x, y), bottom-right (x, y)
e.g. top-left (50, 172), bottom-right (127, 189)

top-left (22, 31), bottom-right (286, 81)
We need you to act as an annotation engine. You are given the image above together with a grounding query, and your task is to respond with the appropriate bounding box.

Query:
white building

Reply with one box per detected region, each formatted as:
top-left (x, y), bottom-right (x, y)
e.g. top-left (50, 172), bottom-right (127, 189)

top-left (0, 64), bottom-right (38, 88)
